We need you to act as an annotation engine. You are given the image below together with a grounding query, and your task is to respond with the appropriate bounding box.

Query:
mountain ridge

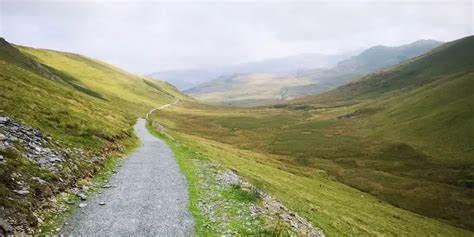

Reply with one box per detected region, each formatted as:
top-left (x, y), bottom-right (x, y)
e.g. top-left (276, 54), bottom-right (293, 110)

top-left (148, 52), bottom-right (351, 90)
top-left (186, 39), bottom-right (443, 106)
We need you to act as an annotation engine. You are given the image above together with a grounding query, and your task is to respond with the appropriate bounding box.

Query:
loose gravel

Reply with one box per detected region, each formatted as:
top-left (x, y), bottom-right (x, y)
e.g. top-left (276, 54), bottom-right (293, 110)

top-left (60, 118), bottom-right (194, 236)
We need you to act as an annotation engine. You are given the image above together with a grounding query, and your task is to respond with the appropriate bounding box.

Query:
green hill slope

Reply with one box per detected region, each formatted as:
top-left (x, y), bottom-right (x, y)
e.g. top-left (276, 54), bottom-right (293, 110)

top-left (295, 35), bottom-right (474, 159)
top-left (286, 35), bottom-right (474, 228)
top-left (0, 38), bottom-right (186, 233)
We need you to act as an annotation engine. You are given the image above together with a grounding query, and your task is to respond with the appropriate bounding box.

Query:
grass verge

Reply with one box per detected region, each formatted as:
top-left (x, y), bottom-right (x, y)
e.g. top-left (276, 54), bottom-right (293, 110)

top-left (146, 119), bottom-right (283, 236)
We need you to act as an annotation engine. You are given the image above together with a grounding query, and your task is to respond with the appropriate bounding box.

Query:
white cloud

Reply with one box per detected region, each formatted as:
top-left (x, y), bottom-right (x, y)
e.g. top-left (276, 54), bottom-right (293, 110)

top-left (1, 0), bottom-right (472, 73)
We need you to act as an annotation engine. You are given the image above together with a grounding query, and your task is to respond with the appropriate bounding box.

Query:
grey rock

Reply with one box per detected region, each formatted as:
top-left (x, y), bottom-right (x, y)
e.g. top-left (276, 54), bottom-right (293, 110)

top-left (0, 133), bottom-right (6, 141)
top-left (99, 201), bottom-right (106, 206)
top-left (13, 189), bottom-right (30, 195)
top-left (32, 176), bottom-right (46, 185)
top-left (49, 157), bottom-right (61, 163)
top-left (34, 146), bottom-right (42, 153)
top-left (69, 188), bottom-right (80, 196)
top-left (66, 200), bottom-right (76, 205)
top-left (78, 194), bottom-right (87, 201)
top-left (8, 136), bottom-right (18, 142)
top-left (0, 217), bottom-right (14, 234)
top-left (0, 116), bottom-right (84, 173)
top-left (78, 203), bottom-right (87, 208)
top-left (81, 186), bottom-right (89, 192)
top-left (217, 171), bottom-right (241, 187)
top-left (0, 116), bottom-right (8, 123)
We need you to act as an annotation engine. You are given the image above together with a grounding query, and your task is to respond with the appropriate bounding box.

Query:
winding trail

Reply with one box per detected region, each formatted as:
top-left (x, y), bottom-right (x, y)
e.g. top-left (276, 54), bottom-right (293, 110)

top-left (61, 100), bottom-right (193, 236)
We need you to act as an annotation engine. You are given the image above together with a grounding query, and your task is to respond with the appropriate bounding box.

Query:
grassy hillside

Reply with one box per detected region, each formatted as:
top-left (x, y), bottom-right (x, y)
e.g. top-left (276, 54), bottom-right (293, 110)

top-left (0, 38), bottom-right (185, 232)
top-left (149, 36), bottom-right (474, 235)
top-left (2, 42), bottom-right (187, 150)
top-left (293, 35), bottom-right (474, 161)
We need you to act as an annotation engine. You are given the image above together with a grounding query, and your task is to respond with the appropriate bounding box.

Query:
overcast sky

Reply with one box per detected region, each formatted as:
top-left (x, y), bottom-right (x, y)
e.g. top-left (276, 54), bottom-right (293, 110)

top-left (1, 0), bottom-right (472, 74)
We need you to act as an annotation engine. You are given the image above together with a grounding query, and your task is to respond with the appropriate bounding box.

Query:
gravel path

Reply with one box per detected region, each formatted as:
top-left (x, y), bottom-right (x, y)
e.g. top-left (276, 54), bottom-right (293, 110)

top-left (60, 117), bottom-right (194, 236)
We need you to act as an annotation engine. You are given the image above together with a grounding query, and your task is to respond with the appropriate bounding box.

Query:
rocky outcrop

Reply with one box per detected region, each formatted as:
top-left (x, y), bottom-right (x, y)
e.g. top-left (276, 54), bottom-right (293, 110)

top-left (218, 170), bottom-right (325, 237)
top-left (0, 116), bottom-right (84, 172)
top-left (0, 115), bottom-right (108, 234)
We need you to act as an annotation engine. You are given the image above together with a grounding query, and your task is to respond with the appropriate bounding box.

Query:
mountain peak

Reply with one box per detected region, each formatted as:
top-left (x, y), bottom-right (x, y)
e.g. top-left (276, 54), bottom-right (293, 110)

top-left (0, 37), bottom-right (9, 45)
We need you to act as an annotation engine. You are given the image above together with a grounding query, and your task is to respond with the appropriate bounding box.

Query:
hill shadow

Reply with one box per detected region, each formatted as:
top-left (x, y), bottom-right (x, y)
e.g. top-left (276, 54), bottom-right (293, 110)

top-left (40, 64), bottom-right (108, 101)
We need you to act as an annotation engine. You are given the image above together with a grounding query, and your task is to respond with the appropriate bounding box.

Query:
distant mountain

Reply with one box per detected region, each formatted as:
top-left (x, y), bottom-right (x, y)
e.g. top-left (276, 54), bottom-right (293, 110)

top-left (147, 53), bottom-right (350, 90)
top-left (187, 39), bottom-right (443, 106)
top-left (186, 73), bottom-right (313, 107)
top-left (286, 39), bottom-right (443, 98)
top-left (297, 36), bottom-right (473, 103)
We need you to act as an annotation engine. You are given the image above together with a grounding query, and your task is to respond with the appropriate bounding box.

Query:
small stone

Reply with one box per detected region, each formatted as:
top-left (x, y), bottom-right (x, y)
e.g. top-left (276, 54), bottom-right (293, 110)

top-left (32, 176), bottom-right (46, 185)
top-left (49, 157), bottom-right (61, 163)
top-left (65, 200), bottom-right (75, 205)
top-left (13, 189), bottom-right (30, 195)
top-left (0, 116), bottom-right (7, 124)
top-left (102, 184), bottom-right (112, 188)
top-left (81, 186), bottom-right (89, 192)
top-left (78, 193), bottom-right (87, 201)
top-left (35, 146), bottom-right (42, 153)
top-left (0, 217), bottom-right (14, 234)
top-left (0, 134), bottom-right (6, 141)
top-left (99, 201), bottom-right (106, 205)
top-left (69, 187), bottom-right (80, 196)
top-left (8, 136), bottom-right (18, 142)
top-left (78, 203), bottom-right (87, 208)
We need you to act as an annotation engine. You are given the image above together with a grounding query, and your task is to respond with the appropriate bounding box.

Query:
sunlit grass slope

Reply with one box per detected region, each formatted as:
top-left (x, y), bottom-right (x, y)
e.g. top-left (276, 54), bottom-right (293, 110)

top-left (1, 39), bottom-right (186, 151)
top-left (18, 45), bottom-right (184, 116)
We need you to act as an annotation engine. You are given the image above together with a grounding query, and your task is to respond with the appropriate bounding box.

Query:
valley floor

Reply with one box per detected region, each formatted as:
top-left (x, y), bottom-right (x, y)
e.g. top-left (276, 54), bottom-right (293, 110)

top-left (148, 101), bottom-right (473, 236)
